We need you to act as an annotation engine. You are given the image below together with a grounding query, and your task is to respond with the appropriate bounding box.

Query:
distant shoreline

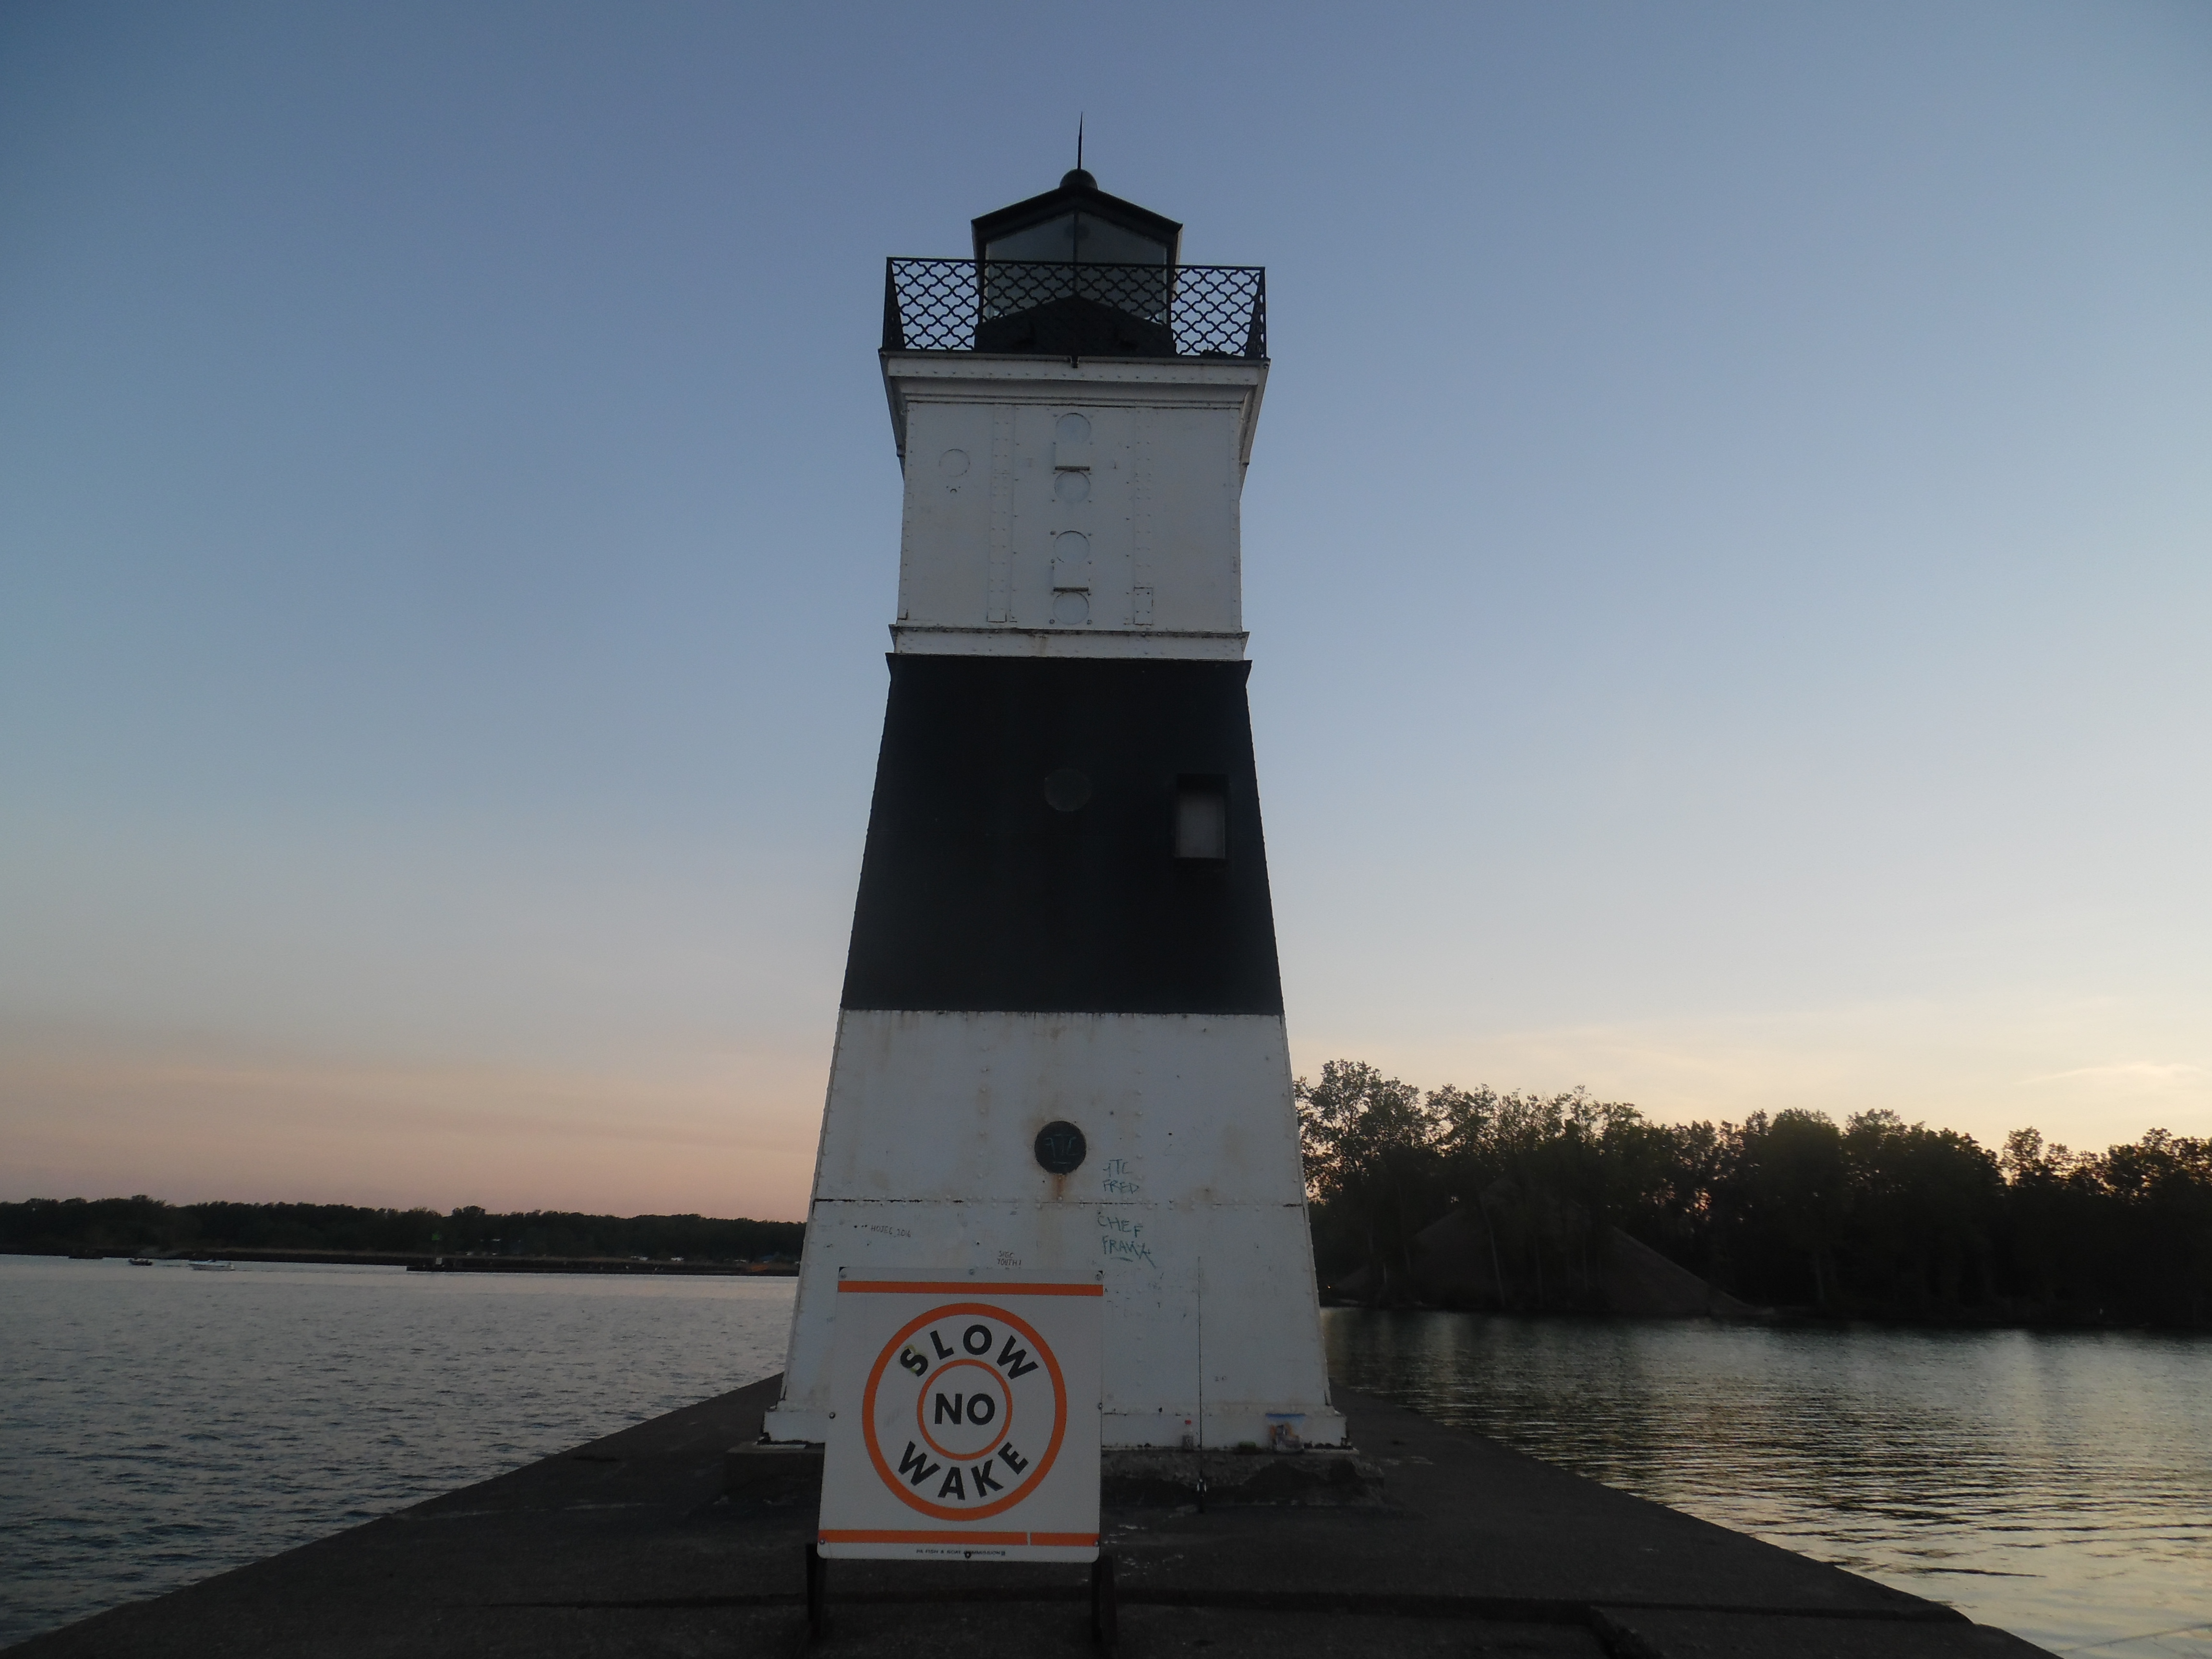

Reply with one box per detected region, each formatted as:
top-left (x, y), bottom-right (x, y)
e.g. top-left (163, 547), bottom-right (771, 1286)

top-left (27, 1248), bottom-right (796, 1277)
top-left (1313, 1290), bottom-right (2198, 1332)
top-left (1, 1197), bottom-right (807, 1273)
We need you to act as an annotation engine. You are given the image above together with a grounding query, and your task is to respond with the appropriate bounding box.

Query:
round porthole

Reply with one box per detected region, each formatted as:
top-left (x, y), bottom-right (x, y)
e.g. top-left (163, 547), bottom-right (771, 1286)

top-left (1043, 768), bottom-right (1092, 812)
top-left (1034, 1120), bottom-right (1087, 1174)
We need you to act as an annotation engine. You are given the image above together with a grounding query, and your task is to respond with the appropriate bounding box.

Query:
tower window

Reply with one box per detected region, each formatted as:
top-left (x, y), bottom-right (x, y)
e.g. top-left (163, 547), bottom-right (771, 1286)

top-left (1175, 776), bottom-right (1227, 860)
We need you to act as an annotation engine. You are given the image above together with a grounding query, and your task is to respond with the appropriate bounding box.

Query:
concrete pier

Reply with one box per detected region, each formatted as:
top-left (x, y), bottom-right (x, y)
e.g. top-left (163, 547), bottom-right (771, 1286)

top-left (10, 1376), bottom-right (2049, 1657)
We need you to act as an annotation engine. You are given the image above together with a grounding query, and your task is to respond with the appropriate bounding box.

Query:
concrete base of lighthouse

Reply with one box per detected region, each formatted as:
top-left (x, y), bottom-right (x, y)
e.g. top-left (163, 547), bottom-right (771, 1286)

top-left (762, 1010), bottom-right (1346, 1451)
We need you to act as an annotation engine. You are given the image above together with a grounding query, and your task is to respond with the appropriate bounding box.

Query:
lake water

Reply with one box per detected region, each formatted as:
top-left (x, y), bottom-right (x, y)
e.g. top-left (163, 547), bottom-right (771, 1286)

top-left (1322, 1309), bottom-right (2212, 1659)
top-left (0, 1256), bottom-right (797, 1649)
top-left (4, 1258), bottom-right (2208, 1655)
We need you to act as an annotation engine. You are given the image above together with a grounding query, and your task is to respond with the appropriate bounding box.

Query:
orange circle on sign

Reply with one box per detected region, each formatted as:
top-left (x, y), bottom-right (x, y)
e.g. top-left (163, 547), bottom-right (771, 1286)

top-left (861, 1301), bottom-right (1067, 1522)
top-left (915, 1357), bottom-right (1014, 1463)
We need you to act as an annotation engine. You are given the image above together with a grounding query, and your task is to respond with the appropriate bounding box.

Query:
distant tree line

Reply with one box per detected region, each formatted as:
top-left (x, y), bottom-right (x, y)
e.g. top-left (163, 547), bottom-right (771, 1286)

top-left (1298, 1059), bottom-right (2212, 1327)
top-left (0, 1196), bottom-right (805, 1264)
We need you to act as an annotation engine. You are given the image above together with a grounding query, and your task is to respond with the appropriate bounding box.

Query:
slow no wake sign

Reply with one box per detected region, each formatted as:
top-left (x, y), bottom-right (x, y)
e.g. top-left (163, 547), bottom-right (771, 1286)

top-left (818, 1274), bottom-right (1103, 1562)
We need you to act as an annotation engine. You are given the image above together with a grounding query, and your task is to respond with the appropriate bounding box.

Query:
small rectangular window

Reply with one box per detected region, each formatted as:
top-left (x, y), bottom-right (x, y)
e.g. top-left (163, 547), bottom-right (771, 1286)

top-left (1175, 775), bottom-right (1227, 860)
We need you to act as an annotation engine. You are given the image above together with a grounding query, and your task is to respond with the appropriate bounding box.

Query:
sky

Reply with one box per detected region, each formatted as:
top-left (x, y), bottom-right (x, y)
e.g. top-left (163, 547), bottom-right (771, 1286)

top-left (3, 2), bottom-right (2208, 1220)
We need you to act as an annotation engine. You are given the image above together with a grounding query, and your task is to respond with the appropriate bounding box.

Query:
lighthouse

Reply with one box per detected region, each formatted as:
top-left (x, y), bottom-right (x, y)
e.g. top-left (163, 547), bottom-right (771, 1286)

top-left (765, 168), bottom-right (1344, 1452)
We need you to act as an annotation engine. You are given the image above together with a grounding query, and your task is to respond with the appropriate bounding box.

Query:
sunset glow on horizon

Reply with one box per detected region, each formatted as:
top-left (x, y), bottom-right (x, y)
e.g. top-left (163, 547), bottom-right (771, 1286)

top-left (4, 2), bottom-right (2207, 1219)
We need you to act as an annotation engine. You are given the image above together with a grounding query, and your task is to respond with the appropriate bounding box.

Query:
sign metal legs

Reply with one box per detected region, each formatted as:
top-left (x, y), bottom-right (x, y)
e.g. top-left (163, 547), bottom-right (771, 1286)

top-left (1090, 1550), bottom-right (1118, 1649)
top-left (804, 1540), bottom-right (827, 1640)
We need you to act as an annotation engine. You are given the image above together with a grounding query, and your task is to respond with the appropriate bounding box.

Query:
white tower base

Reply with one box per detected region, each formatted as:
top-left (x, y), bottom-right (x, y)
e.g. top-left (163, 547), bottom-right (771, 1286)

top-left (765, 1011), bottom-right (1344, 1449)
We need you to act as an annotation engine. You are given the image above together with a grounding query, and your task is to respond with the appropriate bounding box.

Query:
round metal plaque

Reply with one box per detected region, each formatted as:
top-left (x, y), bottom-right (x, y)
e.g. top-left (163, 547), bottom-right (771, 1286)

top-left (1033, 1120), bottom-right (1087, 1175)
top-left (1043, 768), bottom-right (1092, 812)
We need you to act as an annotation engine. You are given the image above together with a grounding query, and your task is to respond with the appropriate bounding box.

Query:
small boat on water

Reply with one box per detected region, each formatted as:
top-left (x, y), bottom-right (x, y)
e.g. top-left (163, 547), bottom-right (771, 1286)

top-left (129, 1258), bottom-right (155, 1266)
top-left (187, 1260), bottom-right (233, 1272)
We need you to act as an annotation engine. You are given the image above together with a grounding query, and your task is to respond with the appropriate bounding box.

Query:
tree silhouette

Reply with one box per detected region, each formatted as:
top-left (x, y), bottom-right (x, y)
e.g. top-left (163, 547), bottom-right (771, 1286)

top-left (1293, 1059), bottom-right (2211, 1326)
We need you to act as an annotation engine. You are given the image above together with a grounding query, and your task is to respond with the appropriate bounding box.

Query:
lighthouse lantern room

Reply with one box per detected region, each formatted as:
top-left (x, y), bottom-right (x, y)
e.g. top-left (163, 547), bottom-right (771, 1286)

top-left (765, 170), bottom-right (1341, 1452)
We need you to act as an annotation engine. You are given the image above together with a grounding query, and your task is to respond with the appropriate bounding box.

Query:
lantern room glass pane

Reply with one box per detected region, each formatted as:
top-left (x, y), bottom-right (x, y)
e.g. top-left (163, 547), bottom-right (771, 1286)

top-left (986, 214), bottom-right (1078, 263)
top-left (1073, 218), bottom-right (1172, 264)
top-left (985, 214), bottom-right (1171, 267)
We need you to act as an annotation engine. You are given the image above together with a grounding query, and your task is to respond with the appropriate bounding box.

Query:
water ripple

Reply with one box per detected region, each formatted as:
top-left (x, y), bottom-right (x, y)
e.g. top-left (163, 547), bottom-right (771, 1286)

top-left (1323, 1310), bottom-right (2212, 1658)
top-left (0, 1255), bottom-right (795, 1647)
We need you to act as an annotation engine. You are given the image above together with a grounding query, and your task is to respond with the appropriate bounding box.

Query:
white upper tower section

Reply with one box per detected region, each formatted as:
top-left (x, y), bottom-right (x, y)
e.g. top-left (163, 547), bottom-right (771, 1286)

top-left (878, 167), bottom-right (1270, 661)
top-left (884, 357), bottom-right (1266, 661)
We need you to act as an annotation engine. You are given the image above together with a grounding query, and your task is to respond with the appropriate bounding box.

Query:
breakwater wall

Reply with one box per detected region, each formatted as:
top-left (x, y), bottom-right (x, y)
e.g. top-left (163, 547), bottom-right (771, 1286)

top-left (8, 1373), bottom-right (2051, 1658)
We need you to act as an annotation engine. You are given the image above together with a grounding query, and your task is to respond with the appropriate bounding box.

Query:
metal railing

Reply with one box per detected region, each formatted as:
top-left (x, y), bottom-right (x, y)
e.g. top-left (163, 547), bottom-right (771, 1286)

top-left (883, 258), bottom-right (1267, 359)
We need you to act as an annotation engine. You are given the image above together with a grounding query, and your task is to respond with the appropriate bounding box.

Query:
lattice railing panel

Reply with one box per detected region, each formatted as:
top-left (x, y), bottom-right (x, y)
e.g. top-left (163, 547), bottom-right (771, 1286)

top-left (884, 259), bottom-right (1266, 358)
